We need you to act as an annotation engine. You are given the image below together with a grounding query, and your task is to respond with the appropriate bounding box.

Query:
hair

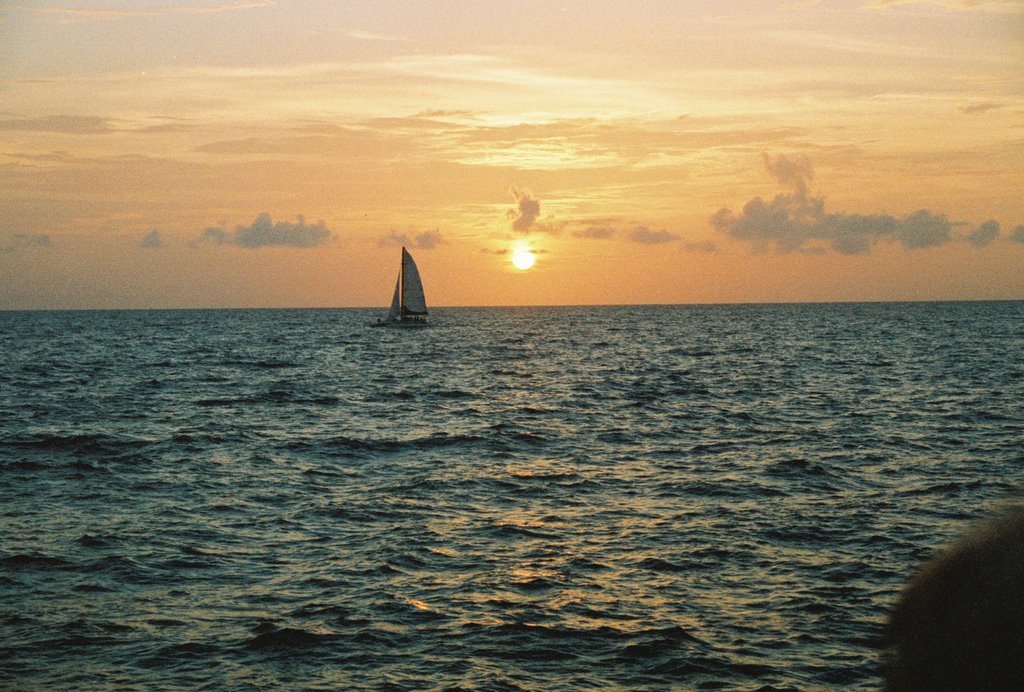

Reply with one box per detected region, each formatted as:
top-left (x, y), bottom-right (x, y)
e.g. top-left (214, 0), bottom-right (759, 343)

top-left (882, 504), bottom-right (1024, 691)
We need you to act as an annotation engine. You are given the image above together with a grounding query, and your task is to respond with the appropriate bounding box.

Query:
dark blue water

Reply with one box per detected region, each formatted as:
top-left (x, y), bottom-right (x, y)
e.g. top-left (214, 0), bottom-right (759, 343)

top-left (2, 303), bottom-right (1022, 689)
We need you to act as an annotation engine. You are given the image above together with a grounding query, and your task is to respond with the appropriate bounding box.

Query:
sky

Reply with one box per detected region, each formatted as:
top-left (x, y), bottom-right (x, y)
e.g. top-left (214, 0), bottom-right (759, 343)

top-left (1, 0), bottom-right (1022, 309)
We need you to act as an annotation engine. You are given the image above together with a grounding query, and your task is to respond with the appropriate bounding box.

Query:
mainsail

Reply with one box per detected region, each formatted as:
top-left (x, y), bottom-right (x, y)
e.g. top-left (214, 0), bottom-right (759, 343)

top-left (385, 247), bottom-right (428, 324)
top-left (387, 276), bottom-right (402, 321)
top-left (400, 248), bottom-right (427, 316)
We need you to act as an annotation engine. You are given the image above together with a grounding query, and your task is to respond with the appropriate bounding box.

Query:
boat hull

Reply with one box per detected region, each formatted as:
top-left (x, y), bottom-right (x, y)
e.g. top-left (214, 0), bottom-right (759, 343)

top-left (370, 320), bottom-right (429, 328)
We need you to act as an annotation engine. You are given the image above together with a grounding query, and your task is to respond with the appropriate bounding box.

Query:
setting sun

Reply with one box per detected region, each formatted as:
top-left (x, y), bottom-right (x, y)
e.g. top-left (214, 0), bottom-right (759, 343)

top-left (0, 1), bottom-right (1020, 310)
top-left (511, 249), bottom-right (536, 271)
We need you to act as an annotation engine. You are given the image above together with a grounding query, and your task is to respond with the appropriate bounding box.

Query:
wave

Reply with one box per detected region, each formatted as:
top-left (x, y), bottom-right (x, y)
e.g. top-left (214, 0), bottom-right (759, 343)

top-left (317, 432), bottom-right (487, 458)
top-left (139, 642), bottom-right (222, 669)
top-left (1, 554), bottom-right (76, 571)
top-left (78, 534), bottom-right (115, 548)
top-left (219, 358), bottom-right (298, 370)
top-left (506, 466), bottom-right (578, 482)
top-left (245, 626), bottom-right (340, 650)
top-left (3, 304), bottom-right (1021, 689)
top-left (488, 522), bottom-right (560, 540)
top-left (2, 432), bottom-right (150, 459)
top-left (196, 392), bottom-right (339, 407)
top-left (637, 557), bottom-right (688, 573)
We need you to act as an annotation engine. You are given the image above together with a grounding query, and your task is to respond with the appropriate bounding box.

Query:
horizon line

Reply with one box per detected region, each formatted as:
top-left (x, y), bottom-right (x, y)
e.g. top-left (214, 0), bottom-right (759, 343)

top-left (2, 297), bottom-right (1022, 313)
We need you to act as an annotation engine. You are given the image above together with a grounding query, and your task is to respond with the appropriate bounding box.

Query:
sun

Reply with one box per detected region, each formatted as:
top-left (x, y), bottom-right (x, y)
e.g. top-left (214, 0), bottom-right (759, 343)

top-left (511, 248), bottom-right (536, 270)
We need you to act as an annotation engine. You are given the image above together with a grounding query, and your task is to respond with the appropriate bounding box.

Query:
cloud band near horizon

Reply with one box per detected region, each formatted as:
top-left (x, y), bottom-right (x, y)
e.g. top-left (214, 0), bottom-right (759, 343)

top-left (195, 213), bottom-right (332, 249)
top-left (711, 154), bottom-right (1010, 255)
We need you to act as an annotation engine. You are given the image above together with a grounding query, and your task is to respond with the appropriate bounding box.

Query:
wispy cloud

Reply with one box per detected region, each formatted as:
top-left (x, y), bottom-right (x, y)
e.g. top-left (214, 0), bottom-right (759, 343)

top-left (0, 115), bottom-right (113, 134)
top-left (864, 0), bottom-right (1024, 13)
top-left (960, 101), bottom-right (1007, 114)
top-left (38, 1), bottom-right (274, 23)
top-left (2, 234), bottom-right (51, 253)
top-left (347, 30), bottom-right (411, 42)
top-left (574, 226), bottom-right (616, 239)
top-left (141, 230), bottom-right (163, 249)
top-left (379, 229), bottom-right (444, 250)
top-left (630, 226), bottom-right (680, 244)
top-left (685, 240), bottom-right (719, 253)
top-left (779, 0), bottom-right (821, 9)
top-left (762, 152), bottom-right (813, 196)
top-left (194, 213), bottom-right (332, 249)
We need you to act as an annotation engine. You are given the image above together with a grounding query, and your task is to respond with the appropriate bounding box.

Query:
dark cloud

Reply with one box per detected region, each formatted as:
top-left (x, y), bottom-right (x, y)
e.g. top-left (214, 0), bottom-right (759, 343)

top-left (711, 154), bottom-right (963, 254)
top-left (1, 234), bottom-right (51, 253)
top-left (235, 213), bottom-right (330, 248)
top-left (193, 213), bottom-right (332, 249)
top-left (684, 240), bottom-right (719, 253)
top-left (574, 226), bottom-right (616, 239)
top-left (762, 152), bottom-right (813, 195)
top-left (195, 226), bottom-right (230, 246)
top-left (141, 230), bottom-right (163, 248)
top-left (896, 210), bottom-right (953, 249)
top-left (966, 220), bottom-right (1000, 247)
top-left (1010, 225), bottom-right (1024, 244)
top-left (508, 188), bottom-right (540, 233)
top-left (630, 226), bottom-right (680, 244)
top-left (379, 229), bottom-right (443, 249)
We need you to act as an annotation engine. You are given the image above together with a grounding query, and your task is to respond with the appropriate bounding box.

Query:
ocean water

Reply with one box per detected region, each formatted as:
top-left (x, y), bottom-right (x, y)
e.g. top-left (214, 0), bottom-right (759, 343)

top-left (1, 302), bottom-right (1022, 690)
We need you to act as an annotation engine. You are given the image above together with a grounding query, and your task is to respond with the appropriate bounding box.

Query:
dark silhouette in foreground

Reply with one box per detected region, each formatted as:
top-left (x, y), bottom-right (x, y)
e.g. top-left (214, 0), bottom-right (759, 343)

top-left (882, 504), bottom-right (1024, 691)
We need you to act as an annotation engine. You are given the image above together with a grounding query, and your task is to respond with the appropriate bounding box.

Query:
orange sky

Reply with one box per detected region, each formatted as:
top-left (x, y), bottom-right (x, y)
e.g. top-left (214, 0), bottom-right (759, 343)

top-left (1, 0), bottom-right (1022, 309)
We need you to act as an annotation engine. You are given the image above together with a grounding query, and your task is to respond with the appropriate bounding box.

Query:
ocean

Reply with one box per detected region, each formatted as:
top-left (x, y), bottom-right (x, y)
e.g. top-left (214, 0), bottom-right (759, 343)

top-left (1, 302), bottom-right (1022, 689)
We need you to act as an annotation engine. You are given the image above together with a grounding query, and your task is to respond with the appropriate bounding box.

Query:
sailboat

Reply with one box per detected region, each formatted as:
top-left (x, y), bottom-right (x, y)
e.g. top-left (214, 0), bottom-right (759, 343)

top-left (374, 246), bottom-right (429, 327)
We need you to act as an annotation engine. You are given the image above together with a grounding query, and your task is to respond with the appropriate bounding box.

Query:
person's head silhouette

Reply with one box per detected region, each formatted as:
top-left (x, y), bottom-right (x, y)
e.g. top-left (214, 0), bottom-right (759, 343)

top-left (882, 504), bottom-right (1024, 690)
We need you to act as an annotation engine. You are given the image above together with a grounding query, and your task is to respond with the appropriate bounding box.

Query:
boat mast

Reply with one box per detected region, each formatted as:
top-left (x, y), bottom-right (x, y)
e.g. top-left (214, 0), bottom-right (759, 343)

top-left (399, 247), bottom-right (406, 318)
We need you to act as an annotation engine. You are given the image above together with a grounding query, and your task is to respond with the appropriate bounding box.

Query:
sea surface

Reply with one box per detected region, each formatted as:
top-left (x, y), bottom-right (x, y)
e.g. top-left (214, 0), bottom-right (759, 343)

top-left (1, 302), bottom-right (1022, 690)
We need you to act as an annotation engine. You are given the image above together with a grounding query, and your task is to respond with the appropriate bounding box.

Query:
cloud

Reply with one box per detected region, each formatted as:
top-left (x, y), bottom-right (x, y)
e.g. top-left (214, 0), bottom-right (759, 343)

top-left (571, 219), bottom-right (709, 248)
top-left (347, 30), bottom-right (411, 42)
top-left (684, 240), bottom-right (719, 253)
top-left (960, 102), bottom-right (1007, 114)
top-left (711, 154), bottom-right (964, 254)
top-left (235, 213), bottom-right (331, 248)
top-left (1, 234), bottom-right (51, 253)
top-left (864, 0), bottom-right (1024, 12)
top-left (574, 226), bottom-right (616, 239)
top-left (897, 210), bottom-right (953, 249)
top-left (966, 220), bottom-right (1000, 247)
top-left (0, 115), bottom-right (113, 134)
top-left (379, 229), bottom-right (444, 249)
top-left (1010, 225), bottom-right (1024, 244)
top-left (762, 152), bottom-right (812, 195)
top-left (37, 1), bottom-right (273, 22)
top-left (630, 226), bottom-right (680, 244)
top-left (141, 230), bottom-right (163, 248)
top-left (508, 188), bottom-right (541, 233)
top-left (194, 226), bottom-right (230, 246)
top-left (193, 213), bottom-right (332, 249)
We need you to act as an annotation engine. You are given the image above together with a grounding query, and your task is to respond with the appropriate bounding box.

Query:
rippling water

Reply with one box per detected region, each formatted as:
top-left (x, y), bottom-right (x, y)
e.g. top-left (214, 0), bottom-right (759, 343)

top-left (2, 303), bottom-right (1022, 689)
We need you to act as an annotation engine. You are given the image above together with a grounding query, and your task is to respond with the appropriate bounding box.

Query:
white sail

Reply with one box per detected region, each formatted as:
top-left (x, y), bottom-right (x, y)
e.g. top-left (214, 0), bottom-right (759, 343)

top-left (388, 275), bottom-right (401, 321)
top-left (374, 246), bottom-right (429, 327)
top-left (401, 248), bottom-right (428, 316)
